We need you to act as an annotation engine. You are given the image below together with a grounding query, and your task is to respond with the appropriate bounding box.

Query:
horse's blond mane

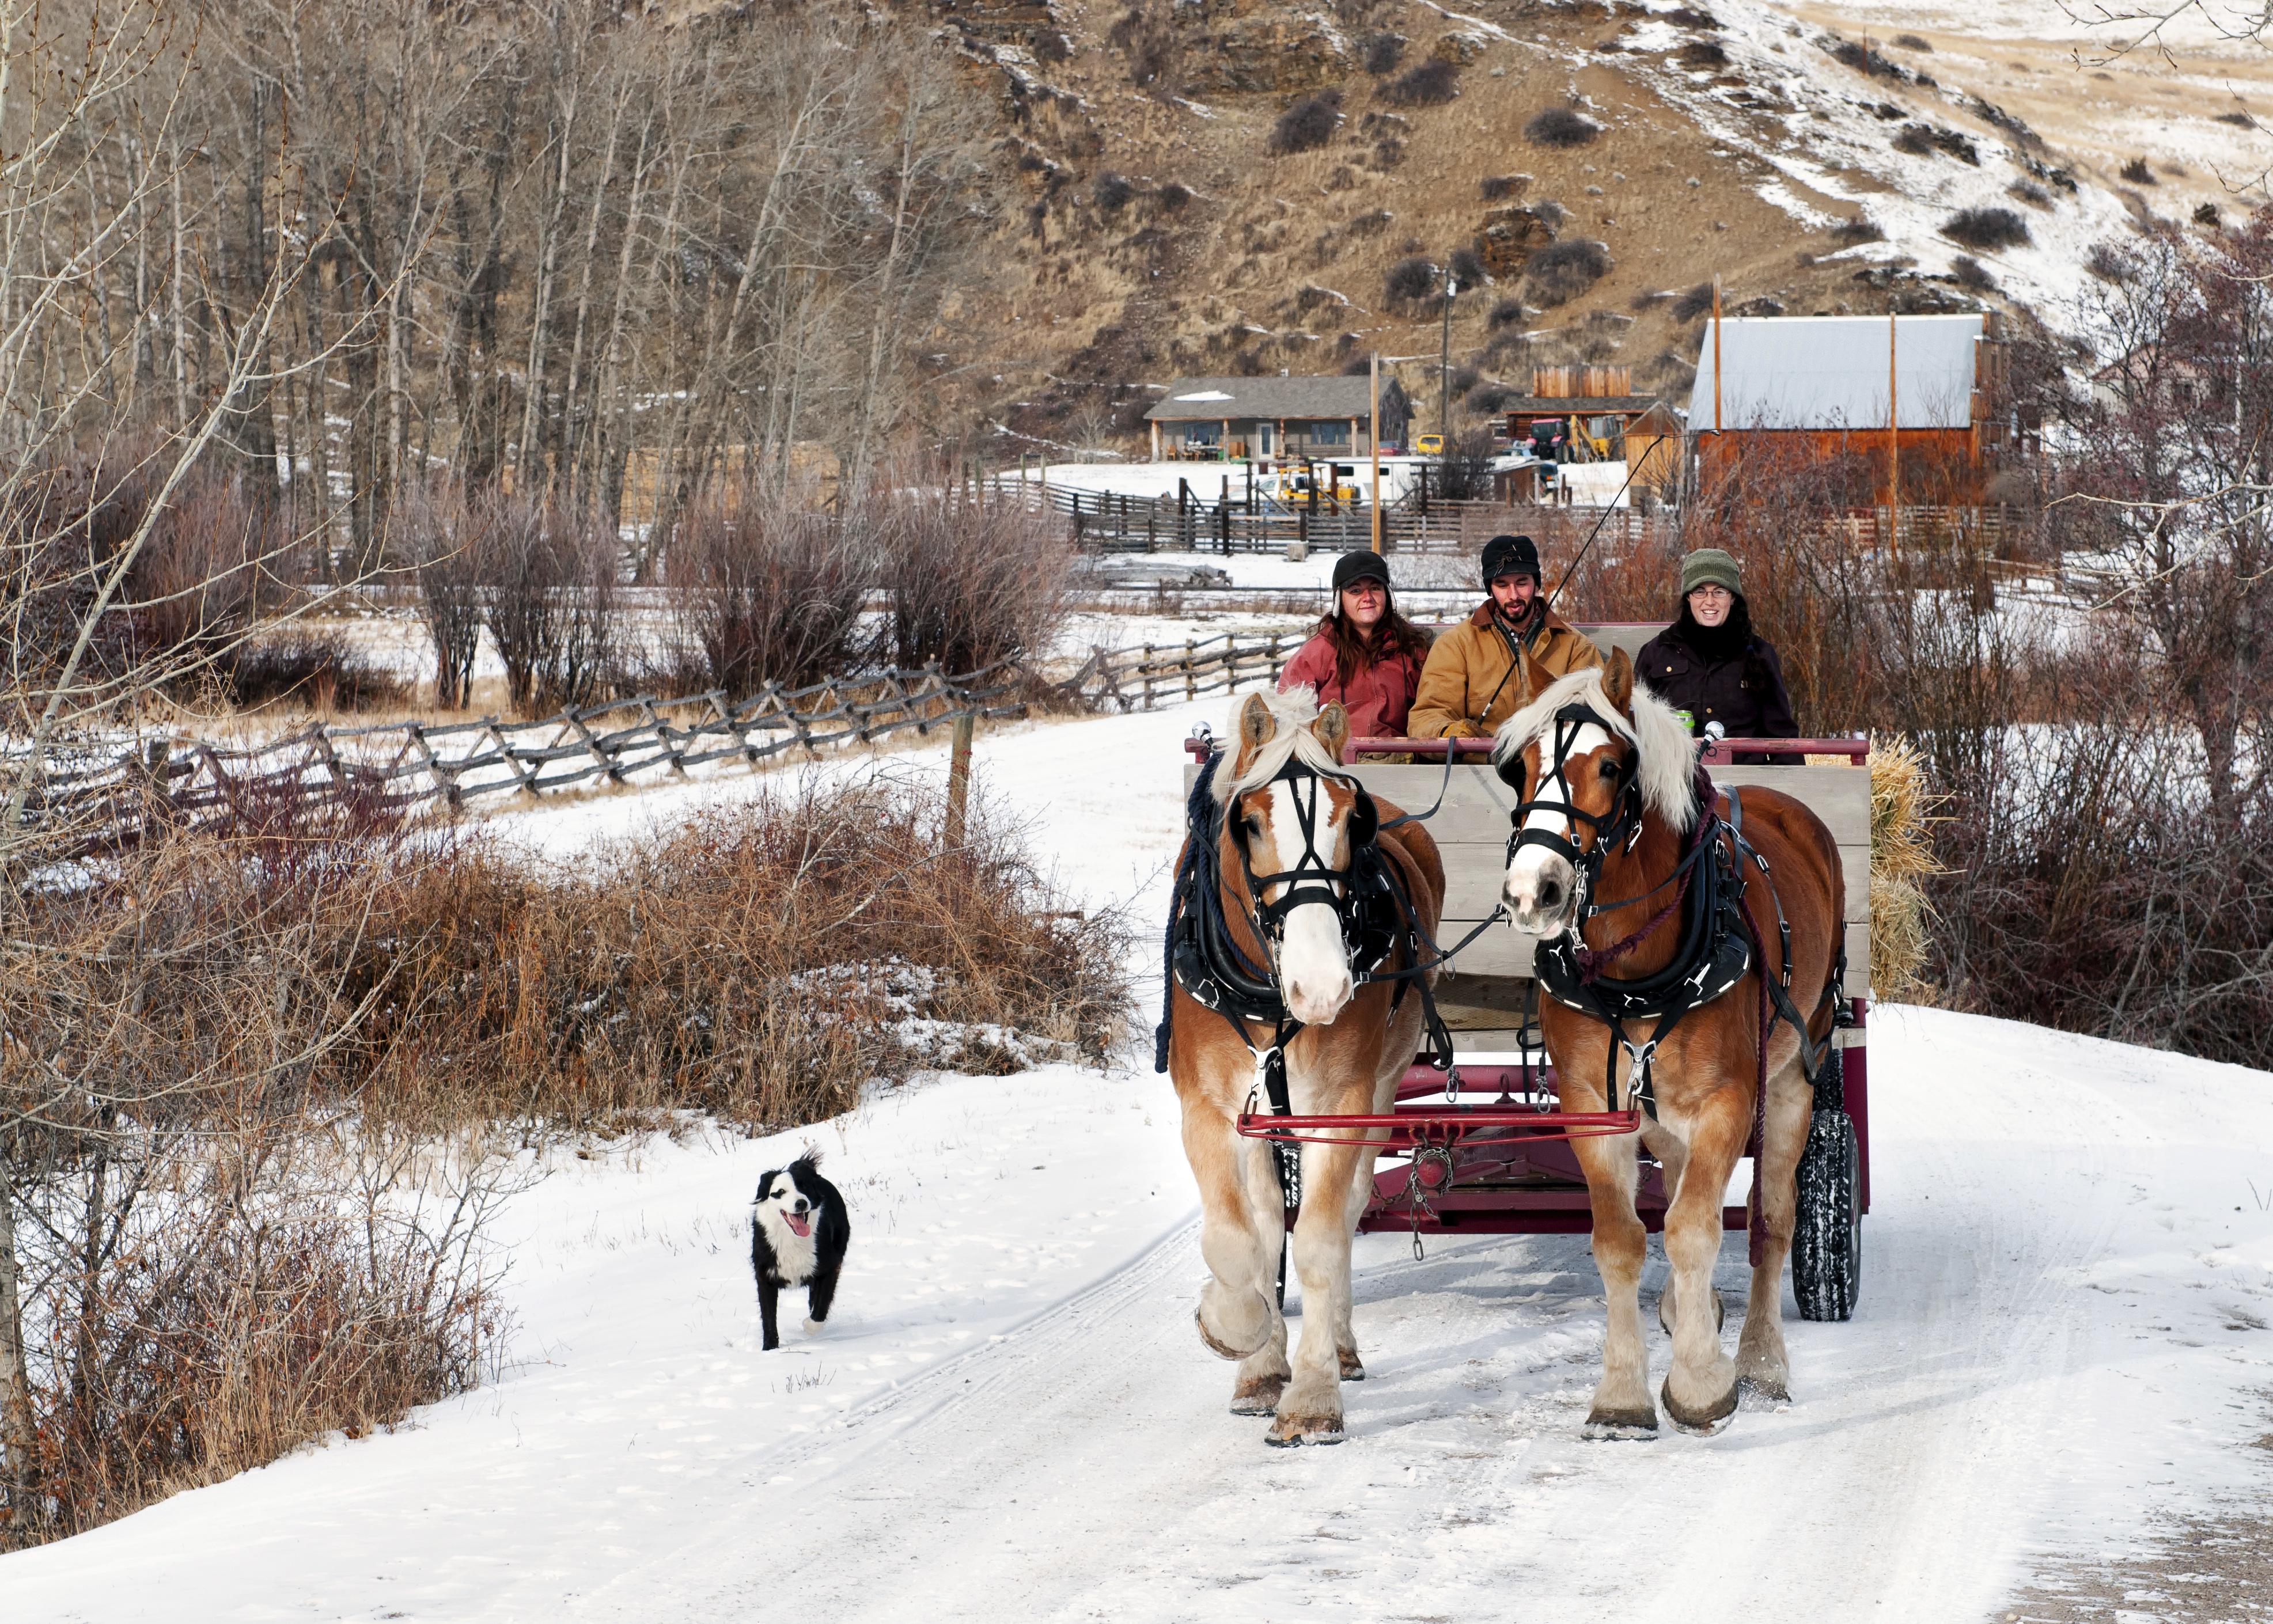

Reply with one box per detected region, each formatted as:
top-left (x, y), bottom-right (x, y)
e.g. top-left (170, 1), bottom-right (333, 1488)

top-left (1216, 685), bottom-right (1348, 802)
top-left (1491, 667), bottom-right (1698, 834)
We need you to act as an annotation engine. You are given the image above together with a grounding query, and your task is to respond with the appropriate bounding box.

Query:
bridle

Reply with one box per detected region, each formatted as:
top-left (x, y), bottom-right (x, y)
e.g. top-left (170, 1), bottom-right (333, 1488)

top-left (1234, 760), bottom-right (1379, 960)
top-left (1499, 703), bottom-right (1643, 925)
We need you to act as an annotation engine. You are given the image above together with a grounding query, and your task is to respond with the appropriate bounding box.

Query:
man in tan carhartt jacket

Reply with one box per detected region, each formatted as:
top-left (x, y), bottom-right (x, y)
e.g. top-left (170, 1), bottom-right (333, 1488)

top-left (1406, 533), bottom-right (1604, 741)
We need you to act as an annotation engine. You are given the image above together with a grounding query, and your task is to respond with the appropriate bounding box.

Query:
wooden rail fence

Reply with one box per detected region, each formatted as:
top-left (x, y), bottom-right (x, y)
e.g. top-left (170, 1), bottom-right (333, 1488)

top-left (1057, 631), bottom-right (1306, 711)
top-left (18, 636), bottom-right (1361, 852)
top-left (13, 663), bottom-right (1029, 851)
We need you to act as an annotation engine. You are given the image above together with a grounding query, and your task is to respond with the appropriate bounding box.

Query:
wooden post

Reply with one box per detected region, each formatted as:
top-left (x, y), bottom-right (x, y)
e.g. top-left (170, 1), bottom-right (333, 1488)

top-left (1370, 351), bottom-right (1383, 555)
top-left (945, 708), bottom-right (976, 848)
top-left (1888, 308), bottom-right (1900, 557)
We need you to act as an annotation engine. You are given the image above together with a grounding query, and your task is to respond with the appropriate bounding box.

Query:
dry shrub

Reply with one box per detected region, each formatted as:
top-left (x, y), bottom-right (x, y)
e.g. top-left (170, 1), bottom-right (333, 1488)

top-left (1670, 282), bottom-right (1715, 321)
top-left (1524, 107), bottom-right (1600, 147)
top-left (1381, 59), bottom-right (1460, 107)
top-left (123, 471), bottom-right (306, 678)
top-left (14, 1128), bottom-right (506, 1545)
top-left (225, 627), bottom-right (409, 712)
top-left (2119, 156), bottom-right (2155, 185)
top-left (323, 774), bottom-right (1124, 1132)
top-left (1952, 255), bottom-right (1998, 291)
top-left (1361, 31), bottom-right (1404, 74)
top-left (1924, 685), bottom-right (2273, 1067)
top-left (475, 489), bottom-right (620, 716)
top-left (668, 479), bottom-right (874, 697)
top-left (400, 478), bottom-right (482, 708)
top-left (1479, 173), bottom-right (1527, 200)
top-left (1, 819), bottom-right (509, 1547)
top-left (874, 490), bottom-right (1072, 673)
top-left (1942, 206), bottom-right (2030, 252)
top-left (1384, 254), bottom-right (1441, 308)
top-left (1269, 92), bottom-right (1342, 155)
top-left (1522, 238), bottom-right (1612, 308)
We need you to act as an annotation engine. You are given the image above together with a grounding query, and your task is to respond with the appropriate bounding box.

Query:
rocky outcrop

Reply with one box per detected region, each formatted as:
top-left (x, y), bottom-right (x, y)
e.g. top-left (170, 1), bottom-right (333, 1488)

top-left (1475, 205), bottom-right (1558, 274)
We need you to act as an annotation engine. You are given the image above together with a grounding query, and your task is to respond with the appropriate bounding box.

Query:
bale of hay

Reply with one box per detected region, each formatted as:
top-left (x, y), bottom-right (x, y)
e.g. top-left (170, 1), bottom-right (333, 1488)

top-left (1868, 735), bottom-right (1939, 1003)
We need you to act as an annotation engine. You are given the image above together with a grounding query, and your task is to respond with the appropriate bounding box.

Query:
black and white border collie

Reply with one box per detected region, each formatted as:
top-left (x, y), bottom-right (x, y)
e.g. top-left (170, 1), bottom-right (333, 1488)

top-left (750, 1152), bottom-right (849, 1350)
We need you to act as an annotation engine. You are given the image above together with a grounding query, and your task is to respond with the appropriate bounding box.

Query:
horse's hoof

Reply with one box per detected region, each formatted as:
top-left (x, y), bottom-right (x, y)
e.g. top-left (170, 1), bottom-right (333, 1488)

top-left (1194, 1305), bottom-right (1249, 1361)
top-left (1661, 1375), bottom-right (1738, 1434)
top-left (1230, 1375), bottom-right (1286, 1416)
top-left (1739, 1372), bottom-right (1791, 1405)
top-left (1338, 1349), bottom-right (1365, 1382)
top-left (1582, 1406), bottom-right (1659, 1440)
top-left (1265, 1412), bottom-right (1346, 1447)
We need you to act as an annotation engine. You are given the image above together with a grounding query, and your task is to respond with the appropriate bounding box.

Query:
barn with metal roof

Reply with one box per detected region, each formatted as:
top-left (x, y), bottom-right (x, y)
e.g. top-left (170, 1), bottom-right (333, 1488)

top-left (1686, 312), bottom-right (2013, 502)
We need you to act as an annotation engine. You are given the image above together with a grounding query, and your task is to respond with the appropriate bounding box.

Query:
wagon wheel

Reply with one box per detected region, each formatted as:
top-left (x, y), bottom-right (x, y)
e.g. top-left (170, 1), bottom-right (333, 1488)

top-left (1791, 1047), bottom-right (1862, 1322)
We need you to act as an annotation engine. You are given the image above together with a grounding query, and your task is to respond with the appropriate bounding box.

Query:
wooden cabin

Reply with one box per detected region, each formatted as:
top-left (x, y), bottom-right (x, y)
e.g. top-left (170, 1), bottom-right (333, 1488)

top-left (1143, 375), bottom-right (1376, 465)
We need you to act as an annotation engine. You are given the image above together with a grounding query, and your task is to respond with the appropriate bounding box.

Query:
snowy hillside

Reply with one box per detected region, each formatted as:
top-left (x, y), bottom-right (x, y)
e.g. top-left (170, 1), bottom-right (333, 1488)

top-left (4, 700), bottom-right (2270, 1622)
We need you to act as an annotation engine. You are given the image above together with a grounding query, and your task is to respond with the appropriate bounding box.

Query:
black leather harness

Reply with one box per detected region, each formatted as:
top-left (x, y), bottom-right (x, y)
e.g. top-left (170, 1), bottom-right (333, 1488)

top-left (1506, 705), bottom-right (1841, 1119)
top-left (1155, 743), bottom-right (1469, 1221)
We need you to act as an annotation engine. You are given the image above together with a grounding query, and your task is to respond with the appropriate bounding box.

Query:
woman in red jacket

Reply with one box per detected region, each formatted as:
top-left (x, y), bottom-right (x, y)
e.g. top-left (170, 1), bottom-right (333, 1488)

top-left (1276, 552), bottom-right (1433, 741)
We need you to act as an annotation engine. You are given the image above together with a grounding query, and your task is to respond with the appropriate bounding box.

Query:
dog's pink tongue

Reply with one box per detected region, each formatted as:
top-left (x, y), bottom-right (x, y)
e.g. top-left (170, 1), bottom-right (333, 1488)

top-left (786, 1213), bottom-right (812, 1238)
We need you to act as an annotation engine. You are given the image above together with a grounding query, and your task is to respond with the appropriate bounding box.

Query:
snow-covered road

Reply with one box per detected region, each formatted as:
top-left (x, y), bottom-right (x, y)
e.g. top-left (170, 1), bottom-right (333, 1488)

top-left (5, 701), bottom-right (2271, 1623)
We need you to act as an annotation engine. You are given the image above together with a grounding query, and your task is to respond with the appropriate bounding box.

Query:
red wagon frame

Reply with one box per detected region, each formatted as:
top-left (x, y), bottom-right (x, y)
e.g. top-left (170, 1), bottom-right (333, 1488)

top-left (1184, 730), bottom-right (1872, 1242)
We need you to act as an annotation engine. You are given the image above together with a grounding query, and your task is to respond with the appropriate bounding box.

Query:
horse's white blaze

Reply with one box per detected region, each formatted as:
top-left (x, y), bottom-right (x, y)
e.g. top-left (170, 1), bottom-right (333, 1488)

top-left (1503, 720), bottom-right (1612, 935)
top-left (1251, 779), bottom-right (1354, 1026)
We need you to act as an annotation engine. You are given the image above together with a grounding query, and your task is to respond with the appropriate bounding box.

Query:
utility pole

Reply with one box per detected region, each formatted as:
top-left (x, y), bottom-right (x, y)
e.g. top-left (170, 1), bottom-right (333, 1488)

top-left (1370, 351), bottom-right (1383, 554)
top-left (1888, 308), bottom-right (1901, 557)
top-left (1439, 269), bottom-right (1460, 441)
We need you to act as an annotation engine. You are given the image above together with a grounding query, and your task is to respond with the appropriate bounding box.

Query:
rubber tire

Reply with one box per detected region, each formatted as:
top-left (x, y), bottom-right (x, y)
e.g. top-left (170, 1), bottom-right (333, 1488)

top-left (1791, 1105), bottom-right (1861, 1321)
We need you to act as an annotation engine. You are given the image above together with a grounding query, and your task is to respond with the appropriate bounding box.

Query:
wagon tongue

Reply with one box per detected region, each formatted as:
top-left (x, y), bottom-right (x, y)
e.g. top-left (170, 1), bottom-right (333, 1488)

top-left (785, 1211), bottom-right (813, 1238)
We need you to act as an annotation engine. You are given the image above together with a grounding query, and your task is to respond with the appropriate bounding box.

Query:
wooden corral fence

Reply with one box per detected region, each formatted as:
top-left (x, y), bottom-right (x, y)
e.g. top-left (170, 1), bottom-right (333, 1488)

top-left (1028, 481), bottom-right (1683, 557)
top-left (14, 663), bottom-right (1028, 851)
top-left (1056, 630), bottom-right (1306, 711)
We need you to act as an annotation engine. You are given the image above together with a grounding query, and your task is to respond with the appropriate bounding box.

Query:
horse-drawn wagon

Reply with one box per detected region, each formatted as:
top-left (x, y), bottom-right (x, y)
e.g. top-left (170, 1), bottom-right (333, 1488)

top-left (1165, 624), bottom-right (1872, 1444)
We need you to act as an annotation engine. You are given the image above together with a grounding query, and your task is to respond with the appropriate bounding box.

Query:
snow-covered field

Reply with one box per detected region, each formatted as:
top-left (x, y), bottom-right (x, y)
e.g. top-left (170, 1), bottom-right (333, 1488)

top-left (6, 698), bottom-right (2271, 1623)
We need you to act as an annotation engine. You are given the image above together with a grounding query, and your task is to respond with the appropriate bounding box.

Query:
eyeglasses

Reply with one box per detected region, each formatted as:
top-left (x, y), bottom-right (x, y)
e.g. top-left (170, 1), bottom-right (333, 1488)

top-left (1688, 585), bottom-right (1734, 601)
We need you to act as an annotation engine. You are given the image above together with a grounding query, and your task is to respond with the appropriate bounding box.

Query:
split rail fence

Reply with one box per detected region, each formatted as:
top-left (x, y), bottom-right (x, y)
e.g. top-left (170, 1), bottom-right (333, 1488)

top-left (18, 637), bottom-right (1352, 853)
top-left (13, 663), bottom-right (1030, 852)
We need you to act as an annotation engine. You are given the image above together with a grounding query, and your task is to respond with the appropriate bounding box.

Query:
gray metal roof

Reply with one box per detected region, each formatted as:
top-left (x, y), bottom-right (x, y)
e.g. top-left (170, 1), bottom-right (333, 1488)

top-left (1143, 375), bottom-right (1374, 423)
top-left (1687, 314), bottom-right (1986, 431)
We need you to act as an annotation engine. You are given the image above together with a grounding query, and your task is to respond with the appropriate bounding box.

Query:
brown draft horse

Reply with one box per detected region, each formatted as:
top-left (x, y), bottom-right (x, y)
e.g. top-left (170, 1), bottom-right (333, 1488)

top-left (1495, 652), bottom-right (1844, 1435)
top-left (1165, 688), bottom-right (1446, 1446)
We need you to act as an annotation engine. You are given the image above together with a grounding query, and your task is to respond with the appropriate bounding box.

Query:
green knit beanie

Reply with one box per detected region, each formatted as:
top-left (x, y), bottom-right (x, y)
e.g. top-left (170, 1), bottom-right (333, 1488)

top-left (1679, 548), bottom-right (1742, 600)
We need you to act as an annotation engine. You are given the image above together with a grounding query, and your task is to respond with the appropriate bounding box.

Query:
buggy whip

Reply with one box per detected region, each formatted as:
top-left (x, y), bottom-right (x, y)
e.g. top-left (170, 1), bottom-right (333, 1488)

top-left (1544, 456), bottom-right (1645, 610)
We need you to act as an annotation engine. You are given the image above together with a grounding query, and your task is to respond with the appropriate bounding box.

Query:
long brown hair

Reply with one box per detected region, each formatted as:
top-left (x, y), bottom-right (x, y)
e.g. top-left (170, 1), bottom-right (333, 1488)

top-left (1316, 588), bottom-right (1432, 690)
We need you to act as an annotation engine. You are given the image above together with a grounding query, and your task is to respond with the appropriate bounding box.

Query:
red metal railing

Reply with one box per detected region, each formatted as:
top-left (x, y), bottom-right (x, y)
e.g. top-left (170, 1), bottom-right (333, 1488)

top-left (1342, 736), bottom-right (1869, 764)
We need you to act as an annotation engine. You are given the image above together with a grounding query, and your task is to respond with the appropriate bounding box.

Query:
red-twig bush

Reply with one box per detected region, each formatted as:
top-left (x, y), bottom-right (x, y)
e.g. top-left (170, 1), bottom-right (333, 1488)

top-left (667, 479), bottom-right (874, 696)
top-left (873, 489), bottom-right (1073, 674)
top-left (400, 478), bottom-right (482, 708)
top-left (474, 489), bottom-right (620, 716)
